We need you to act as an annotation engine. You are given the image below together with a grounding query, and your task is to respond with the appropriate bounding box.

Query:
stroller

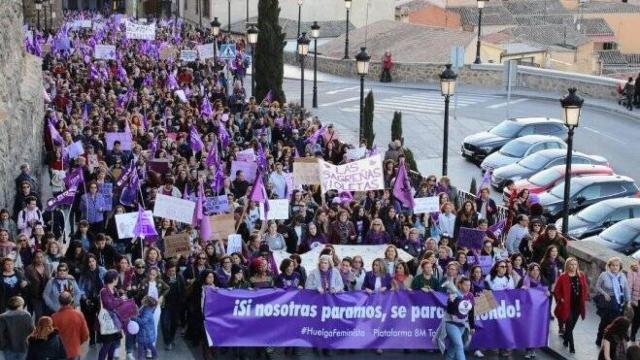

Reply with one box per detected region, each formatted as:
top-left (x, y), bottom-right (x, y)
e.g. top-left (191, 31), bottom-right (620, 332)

top-left (617, 83), bottom-right (633, 109)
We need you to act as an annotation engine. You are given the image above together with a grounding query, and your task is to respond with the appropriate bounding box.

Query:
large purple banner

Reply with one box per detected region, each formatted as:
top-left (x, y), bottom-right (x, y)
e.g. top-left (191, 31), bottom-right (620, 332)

top-left (204, 288), bottom-right (549, 349)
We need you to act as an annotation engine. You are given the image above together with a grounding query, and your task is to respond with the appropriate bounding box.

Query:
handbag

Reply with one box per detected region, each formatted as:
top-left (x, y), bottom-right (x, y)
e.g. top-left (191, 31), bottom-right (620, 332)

top-left (98, 295), bottom-right (121, 335)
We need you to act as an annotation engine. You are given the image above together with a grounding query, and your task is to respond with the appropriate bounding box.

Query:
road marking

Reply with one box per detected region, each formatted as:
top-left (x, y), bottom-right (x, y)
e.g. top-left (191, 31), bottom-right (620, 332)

top-left (325, 86), bottom-right (360, 95)
top-left (486, 98), bottom-right (528, 109)
top-left (319, 97), bottom-right (361, 107)
top-left (583, 126), bottom-right (626, 145)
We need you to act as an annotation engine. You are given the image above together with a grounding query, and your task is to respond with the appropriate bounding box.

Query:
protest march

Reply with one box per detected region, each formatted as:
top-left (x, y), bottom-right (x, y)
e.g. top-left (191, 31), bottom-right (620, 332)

top-left (10, 6), bottom-right (638, 360)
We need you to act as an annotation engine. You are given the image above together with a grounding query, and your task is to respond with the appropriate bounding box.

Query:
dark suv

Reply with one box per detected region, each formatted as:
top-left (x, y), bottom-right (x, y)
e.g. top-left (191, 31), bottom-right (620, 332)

top-left (537, 175), bottom-right (640, 221)
top-left (557, 198), bottom-right (640, 239)
top-left (461, 117), bottom-right (566, 163)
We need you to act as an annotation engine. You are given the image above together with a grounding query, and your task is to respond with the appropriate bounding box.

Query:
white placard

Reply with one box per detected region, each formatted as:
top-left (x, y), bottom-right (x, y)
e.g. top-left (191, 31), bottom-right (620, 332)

top-left (115, 210), bottom-right (153, 239)
top-left (153, 193), bottom-right (196, 224)
top-left (80, 20), bottom-right (92, 28)
top-left (197, 43), bottom-right (214, 60)
top-left (345, 147), bottom-right (367, 161)
top-left (319, 154), bottom-right (384, 192)
top-left (180, 50), bottom-right (198, 62)
top-left (175, 90), bottom-right (187, 102)
top-left (227, 234), bottom-right (243, 255)
top-left (258, 199), bottom-right (290, 220)
top-left (414, 196), bottom-right (440, 214)
top-left (66, 141), bottom-right (84, 159)
top-left (235, 148), bottom-right (255, 162)
top-left (94, 44), bottom-right (116, 60)
top-left (125, 20), bottom-right (156, 40)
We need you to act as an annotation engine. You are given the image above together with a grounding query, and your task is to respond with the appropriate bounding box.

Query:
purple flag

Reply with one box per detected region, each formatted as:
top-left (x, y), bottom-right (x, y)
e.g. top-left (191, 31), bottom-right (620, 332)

top-left (64, 167), bottom-right (85, 189)
top-left (119, 168), bottom-right (139, 206)
top-left (259, 90), bottom-right (273, 106)
top-left (212, 165), bottom-right (225, 194)
top-left (48, 121), bottom-right (64, 146)
top-left (248, 170), bottom-right (269, 217)
top-left (306, 127), bottom-right (325, 144)
top-left (218, 123), bottom-right (230, 148)
top-left (206, 143), bottom-right (218, 167)
top-left (201, 96), bottom-right (213, 118)
top-left (200, 209), bottom-right (213, 242)
top-left (167, 72), bottom-right (178, 90)
top-left (488, 218), bottom-right (507, 238)
top-left (190, 126), bottom-right (205, 153)
top-left (256, 144), bottom-right (268, 172)
top-left (368, 144), bottom-right (379, 157)
top-left (392, 160), bottom-right (415, 208)
top-left (132, 205), bottom-right (158, 238)
top-left (477, 170), bottom-right (492, 197)
top-left (458, 227), bottom-right (487, 250)
top-left (149, 136), bottom-right (158, 159)
top-left (116, 163), bottom-right (136, 187)
top-left (46, 186), bottom-right (78, 210)
top-left (192, 182), bottom-right (205, 226)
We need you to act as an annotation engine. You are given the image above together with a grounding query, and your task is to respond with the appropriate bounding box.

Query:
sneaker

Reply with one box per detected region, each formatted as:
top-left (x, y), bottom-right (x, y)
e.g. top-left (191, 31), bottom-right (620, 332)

top-left (474, 350), bottom-right (485, 358)
top-left (524, 351), bottom-right (533, 359)
top-left (376, 349), bottom-right (383, 355)
top-left (146, 349), bottom-right (153, 359)
top-left (531, 350), bottom-right (537, 358)
top-left (126, 354), bottom-right (135, 360)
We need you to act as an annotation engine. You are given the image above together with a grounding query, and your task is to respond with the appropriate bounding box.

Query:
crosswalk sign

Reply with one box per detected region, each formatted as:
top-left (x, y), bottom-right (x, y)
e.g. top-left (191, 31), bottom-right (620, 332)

top-left (219, 44), bottom-right (236, 60)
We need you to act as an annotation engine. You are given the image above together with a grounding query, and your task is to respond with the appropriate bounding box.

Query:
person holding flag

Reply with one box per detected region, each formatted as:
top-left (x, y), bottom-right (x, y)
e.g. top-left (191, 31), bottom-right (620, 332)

top-left (392, 158), bottom-right (415, 212)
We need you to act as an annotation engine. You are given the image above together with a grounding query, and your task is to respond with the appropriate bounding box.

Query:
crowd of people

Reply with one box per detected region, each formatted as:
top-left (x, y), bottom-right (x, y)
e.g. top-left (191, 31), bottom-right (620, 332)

top-left (5, 7), bottom-right (640, 360)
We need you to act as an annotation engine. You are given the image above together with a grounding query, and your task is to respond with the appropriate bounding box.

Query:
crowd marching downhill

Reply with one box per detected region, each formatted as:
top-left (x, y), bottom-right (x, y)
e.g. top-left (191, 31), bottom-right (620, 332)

top-left (6, 7), bottom-right (640, 360)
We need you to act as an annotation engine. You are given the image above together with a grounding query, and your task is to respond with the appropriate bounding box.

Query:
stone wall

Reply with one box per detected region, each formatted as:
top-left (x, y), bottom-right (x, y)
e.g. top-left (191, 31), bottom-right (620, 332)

top-left (567, 241), bottom-right (636, 295)
top-left (0, 1), bottom-right (45, 210)
top-left (284, 52), bottom-right (623, 100)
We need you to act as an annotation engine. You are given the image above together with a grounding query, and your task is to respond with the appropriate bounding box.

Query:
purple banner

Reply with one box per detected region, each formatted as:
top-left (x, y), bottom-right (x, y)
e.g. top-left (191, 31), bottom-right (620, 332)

top-left (458, 227), bottom-right (486, 250)
top-left (204, 288), bottom-right (549, 349)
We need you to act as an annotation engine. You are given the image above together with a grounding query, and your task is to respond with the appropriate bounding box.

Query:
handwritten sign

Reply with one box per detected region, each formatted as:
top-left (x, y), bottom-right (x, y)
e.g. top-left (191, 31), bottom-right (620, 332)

top-left (204, 195), bottom-right (230, 214)
top-left (227, 234), bottom-right (243, 255)
top-left (414, 196), bottom-right (440, 214)
top-left (125, 20), bottom-right (156, 40)
top-left (115, 210), bottom-right (154, 239)
top-left (180, 50), bottom-right (198, 62)
top-left (258, 199), bottom-right (290, 220)
top-left (163, 233), bottom-right (191, 258)
top-left (159, 45), bottom-right (177, 60)
top-left (293, 157), bottom-right (320, 186)
top-left (105, 132), bottom-right (133, 151)
top-left (230, 160), bottom-right (257, 182)
top-left (319, 154), bottom-right (384, 192)
top-left (94, 44), bottom-right (116, 60)
top-left (458, 227), bottom-right (487, 250)
top-left (153, 193), bottom-right (196, 224)
top-left (208, 214), bottom-right (236, 241)
top-left (197, 43), bottom-right (214, 60)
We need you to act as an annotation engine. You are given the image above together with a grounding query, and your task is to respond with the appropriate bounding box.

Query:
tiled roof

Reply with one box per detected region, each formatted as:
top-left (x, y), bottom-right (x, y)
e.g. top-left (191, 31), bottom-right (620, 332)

top-left (598, 50), bottom-right (628, 65)
top-left (502, 0), bottom-right (569, 16)
top-left (578, 2), bottom-right (640, 14)
top-left (451, 0), bottom-right (575, 27)
top-left (229, 17), bottom-right (355, 39)
top-left (450, 5), bottom-right (514, 26)
top-left (513, 15), bottom-right (572, 26)
top-left (488, 24), bottom-right (591, 50)
top-left (624, 53), bottom-right (640, 64)
top-left (396, 0), bottom-right (431, 12)
top-left (578, 18), bottom-right (614, 36)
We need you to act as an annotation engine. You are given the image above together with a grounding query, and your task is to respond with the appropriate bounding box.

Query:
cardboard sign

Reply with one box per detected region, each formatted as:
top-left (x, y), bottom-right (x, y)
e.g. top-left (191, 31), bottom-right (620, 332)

top-left (115, 210), bottom-right (154, 239)
top-left (208, 214), bottom-right (236, 241)
top-left (474, 290), bottom-right (499, 316)
top-left (94, 44), bottom-right (116, 60)
top-left (258, 199), bottom-right (289, 220)
top-left (293, 157), bottom-right (320, 186)
top-left (204, 195), bottom-right (230, 214)
top-left (458, 227), bottom-right (487, 250)
top-left (153, 193), bottom-right (196, 224)
top-left (105, 132), bottom-right (133, 151)
top-left (197, 43), bottom-right (214, 60)
top-left (319, 154), bottom-right (384, 192)
top-left (125, 20), bottom-right (156, 40)
top-left (180, 50), bottom-right (198, 62)
top-left (163, 233), bottom-right (191, 258)
top-left (226, 234), bottom-right (243, 255)
top-left (147, 159), bottom-right (171, 173)
top-left (230, 160), bottom-right (257, 182)
top-left (159, 45), bottom-right (177, 60)
top-left (414, 196), bottom-right (440, 214)
top-left (66, 141), bottom-right (84, 159)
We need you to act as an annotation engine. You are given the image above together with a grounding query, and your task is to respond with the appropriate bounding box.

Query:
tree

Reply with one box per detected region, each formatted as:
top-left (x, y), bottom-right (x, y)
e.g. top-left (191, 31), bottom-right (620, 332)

top-left (362, 90), bottom-right (375, 148)
top-left (469, 177), bottom-right (477, 196)
top-left (391, 111), bottom-right (403, 144)
top-left (403, 147), bottom-right (418, 173)
top-left (255, 0), bottom-right (286, 103)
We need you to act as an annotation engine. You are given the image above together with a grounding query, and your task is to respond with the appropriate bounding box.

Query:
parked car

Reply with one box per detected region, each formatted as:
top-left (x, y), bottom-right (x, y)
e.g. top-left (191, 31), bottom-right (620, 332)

top-left (556, 198), bottom-right (640, 239)
top-left (585, 219), bottom-right (640, 256)
top-left (461, 117), bottom-right (566, 163)
top-left (490, 149), bottom-right (609, 189)
top-left (537, 175), bottom-right (639, 221)
top-left (480, 135), bottom-right (566, 172)
top-left (501, 164), bottom-right (614, 201)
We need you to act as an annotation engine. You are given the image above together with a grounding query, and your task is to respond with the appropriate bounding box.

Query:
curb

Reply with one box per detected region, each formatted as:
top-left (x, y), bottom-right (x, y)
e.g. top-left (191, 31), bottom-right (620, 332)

top-left (542, 346), bottom-right (569, 360)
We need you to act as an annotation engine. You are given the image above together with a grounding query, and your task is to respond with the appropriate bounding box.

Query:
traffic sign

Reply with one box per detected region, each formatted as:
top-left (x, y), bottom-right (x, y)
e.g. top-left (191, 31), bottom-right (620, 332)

top-left (219, 44), bottom-right (236, 60)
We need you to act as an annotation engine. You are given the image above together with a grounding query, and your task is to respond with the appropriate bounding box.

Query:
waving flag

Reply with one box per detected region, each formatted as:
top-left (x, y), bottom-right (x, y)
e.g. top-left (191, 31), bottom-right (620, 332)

top-left (306, 127), bottom-right (325, 144)
top-left (256, 143), bottom-right (268, 172)
top-left (488, 218), bottom-right (506, 238)
top-left (192, 182), bottom-right (204, 226)
top-left (132, 205), bottom-right (158, 238)
top-left (116, 162), bottom-right (136, 187)
top-left (64, 167), bottom-right (85, 189)
top-left (248, 170), bottom-right (270, 217)
top-left (190, 125), bottom-right (205, 153)
top-left (149, 136), bottom-right (158, 158)
top-left (200, 208), bottom-right (213, 242)
top-left (119, 168), bottom-right (139, 206)
top-left (218, 123), bottom-right (230, 148)
top-left (48, 121), bottom-right (64, 145)
top-left (212, 165), bottom-right (225, 194)
top-left (206, 143), bottom-right (218, 167)
top-left (392, 159), bottom-right (415, 208)
top-left (477, 170), bottom-right (492, 197)
top-left (201, 95), bottom-right (213, 118)
top-left (167, 71), bottom-right (178, 90)
top-left (46, 186), bottom-right (78, 210)
top-left (259, 90), bottom-right (273, 107)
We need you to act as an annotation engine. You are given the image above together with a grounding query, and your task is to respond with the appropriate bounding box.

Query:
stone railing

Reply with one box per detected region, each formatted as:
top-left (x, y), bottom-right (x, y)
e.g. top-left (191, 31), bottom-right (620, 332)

top-left (284, 52), bottom-right (625, 100)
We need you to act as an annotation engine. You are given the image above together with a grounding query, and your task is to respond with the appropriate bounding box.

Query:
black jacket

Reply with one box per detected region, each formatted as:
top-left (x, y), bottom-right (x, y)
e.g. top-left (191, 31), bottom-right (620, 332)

top-left (25, 330), bottom-right (67, 360)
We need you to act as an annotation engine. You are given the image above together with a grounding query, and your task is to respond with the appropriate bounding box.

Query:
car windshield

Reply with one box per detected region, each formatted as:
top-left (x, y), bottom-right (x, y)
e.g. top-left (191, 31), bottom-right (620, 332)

top-left (548, 181), bottom-right (583, 198)
top-left (518, 152), bottom-right (550, 171)
top-left (575, 202), bottom-right (613, 223)
top-left (600, 223), bottom-right (638, 245)
top-left (528, 168), bottom-right (560, 187)
top-left (489, 121), bottom-right (521, 138)
top-left (500, 139), bottom-right (529, 157)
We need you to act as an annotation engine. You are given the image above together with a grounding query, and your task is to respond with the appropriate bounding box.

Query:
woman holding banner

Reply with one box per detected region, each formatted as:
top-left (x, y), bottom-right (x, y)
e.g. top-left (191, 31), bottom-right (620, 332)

top-left (518, 262), bottom-right (550, 358)
top-left (554, 257), bottom-right (589, 354)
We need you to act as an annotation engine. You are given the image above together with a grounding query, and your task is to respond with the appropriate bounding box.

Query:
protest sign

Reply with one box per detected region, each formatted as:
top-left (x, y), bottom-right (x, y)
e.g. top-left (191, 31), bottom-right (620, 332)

top-left (197, 43), bottom-right (214, 59)
top-left (345, 147), bottom-right (366, 161)
top-left (66, 141), bottom-right (84, 159)
top-left (467, 255), bottom-right (493, 274)
top-left (147, 159), bottom-right (171, 173)
top-left (99, 183), bottom-right (113, 212)
top-left (219, 44), bottom-right (236, 60)
top-left (163, 233), bottom-right (191, 258)
top-left (413, 196), bottom-right (440, 214)
top-left (105, 132), bottom-right (133, 151)
top-left (175, 90), bottom-right (187, 103)
top-left (204, 288), bottom-right (550, 349)
top-left (293, 157), bottom-right (320, 186)
top-left (258, 199), bottom-right (289, 220)
top-left (115, 210), bottom-right (154, 239)
top-left (474, 290), bottom-right (499, 316)
top-left (319, 154), bottom-right (384, 192)
top-left (159, 45), bottom-right (177, 60)
top-left (208, 214), bottom-right (236, 241)
top-left (236, 149), bottom-right (255, 162)
top-left (204, 195), bottom-right (229, 214)
top-left (458, 227), bottom-right (487, 250)
top-left (153, 194), bottom-right (195, 224)
top-left (94, 44), bottom-right (116, 60)
top-left (230, 160), bottom-right (257, 182)
top-left (227, 234), bottom-right (243, 255)
top-left (125, 20), bottom-right (156, 40)
top-left (80, 20), bottom-right (92, 28)
top-left (180, 49), bottom-right (198, 62)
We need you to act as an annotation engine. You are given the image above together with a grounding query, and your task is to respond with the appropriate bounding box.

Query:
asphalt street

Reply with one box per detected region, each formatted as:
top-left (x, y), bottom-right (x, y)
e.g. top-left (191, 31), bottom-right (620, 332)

top-left (279, 75), bottom-right (640, 196)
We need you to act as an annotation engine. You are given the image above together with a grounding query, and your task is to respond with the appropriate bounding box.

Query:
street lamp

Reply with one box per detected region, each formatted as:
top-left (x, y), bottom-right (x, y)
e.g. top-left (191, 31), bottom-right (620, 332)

top-left (297, 32), bottom-right (310, 108)
top-left (246, 0), bottom-right (249, 24)
top-left (355, 47), bottom-right (370, 141)
top-left (343, 0), bottom-right (351, 59)
top-left (35, 0), bottom-right (42, 30)
top-left (297, 0), bottom-right (303, 38)
top-left (211, 17), bottom-right (221, 70)
top-left (311, 21), bottom-right (320, 108)
top-left (198, 0), bottom-right (203, 28)
top-left (559, 87), bottom-right (584, 235)
top-left (439, 64), bottom-right (457, 176)
top-left (474, 0), bottom-right (488, 64)
top-left (43, 0), bottom-right (49, 31)
top-left (247, 24), bottom-right (259, 97)
top-left (228, 0), bottom-right (231, 33)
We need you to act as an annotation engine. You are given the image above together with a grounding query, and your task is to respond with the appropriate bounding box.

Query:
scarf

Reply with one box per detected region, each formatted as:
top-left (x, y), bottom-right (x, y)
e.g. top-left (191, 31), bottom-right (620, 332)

top-left (394, 273), bottom-right (408, 289)
top-left (522, 274), bottom-right (541, 289)
top-left (319, 269), bottom-right (332, 291)
top-left (608, 271), bottom-right (624, 304)
top-left (337, 221), bottom-right (350, 244)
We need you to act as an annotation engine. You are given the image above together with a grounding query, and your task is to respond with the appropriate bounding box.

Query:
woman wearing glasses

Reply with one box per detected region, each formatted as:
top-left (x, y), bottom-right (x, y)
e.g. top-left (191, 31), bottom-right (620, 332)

top-left (485, 259), bottom-right (515, 357)
top-left (42, 262), bottom-right (81, 314)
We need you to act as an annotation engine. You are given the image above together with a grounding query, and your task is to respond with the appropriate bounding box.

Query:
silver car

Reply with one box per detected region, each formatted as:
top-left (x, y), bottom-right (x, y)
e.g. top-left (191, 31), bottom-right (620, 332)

top-left (480, 135), bottom-right (566, 173)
